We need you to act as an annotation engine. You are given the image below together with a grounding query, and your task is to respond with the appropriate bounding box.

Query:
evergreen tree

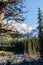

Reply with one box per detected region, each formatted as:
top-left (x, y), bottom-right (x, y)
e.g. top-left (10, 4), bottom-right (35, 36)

top-left (0, 0), bottom-right (25, 21)
top-left (0, 0), bottom-right (25, 37)
top-left (38, 8), bottom-right (43, 58)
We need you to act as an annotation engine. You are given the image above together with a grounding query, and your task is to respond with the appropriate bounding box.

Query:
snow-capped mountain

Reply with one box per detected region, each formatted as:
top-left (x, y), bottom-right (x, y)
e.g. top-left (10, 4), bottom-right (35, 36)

top-left (3, 20), bottom-right (38, 38)
top-left (3, 20), bottom-right (29, 34)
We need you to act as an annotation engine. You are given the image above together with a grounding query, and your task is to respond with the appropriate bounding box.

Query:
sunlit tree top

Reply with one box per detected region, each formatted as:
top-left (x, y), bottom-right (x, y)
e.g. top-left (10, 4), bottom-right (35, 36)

top-left (0, 0), bottom-right (21, 3)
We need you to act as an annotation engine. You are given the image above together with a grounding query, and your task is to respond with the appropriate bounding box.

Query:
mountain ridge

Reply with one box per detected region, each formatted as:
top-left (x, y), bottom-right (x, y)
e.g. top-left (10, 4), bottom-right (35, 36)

top-left (3, 20), bottom-right (37, 38)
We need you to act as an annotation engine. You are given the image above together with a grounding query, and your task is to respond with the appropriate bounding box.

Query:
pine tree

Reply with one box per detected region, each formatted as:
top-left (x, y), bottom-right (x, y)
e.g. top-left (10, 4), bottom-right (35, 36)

top-left (38, 8), bottom-right (43, 58)
top-left (0, 0), bottom-right (25, 21)
top-left (0, 0), bottom-right (25, 37)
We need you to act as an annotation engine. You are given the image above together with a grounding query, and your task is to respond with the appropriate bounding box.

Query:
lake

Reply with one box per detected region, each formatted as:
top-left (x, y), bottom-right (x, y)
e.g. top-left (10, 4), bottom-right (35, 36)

top-left (11, 59), bottom-right (43, 65)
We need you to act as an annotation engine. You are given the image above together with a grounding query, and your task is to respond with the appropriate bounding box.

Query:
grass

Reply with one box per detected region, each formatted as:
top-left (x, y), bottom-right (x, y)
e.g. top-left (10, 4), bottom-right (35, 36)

top-left (0, 51), bottom-right (14, 56)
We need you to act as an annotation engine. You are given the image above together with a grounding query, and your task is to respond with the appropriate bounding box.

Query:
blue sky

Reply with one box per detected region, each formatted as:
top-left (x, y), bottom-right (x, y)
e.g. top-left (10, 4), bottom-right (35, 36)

top-left (25, 0), bottom-right (43, 27)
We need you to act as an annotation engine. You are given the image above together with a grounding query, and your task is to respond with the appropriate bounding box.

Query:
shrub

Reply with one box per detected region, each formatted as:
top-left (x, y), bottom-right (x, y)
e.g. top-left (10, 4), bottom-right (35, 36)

top-left (0, 51), bottom-right (14, 56)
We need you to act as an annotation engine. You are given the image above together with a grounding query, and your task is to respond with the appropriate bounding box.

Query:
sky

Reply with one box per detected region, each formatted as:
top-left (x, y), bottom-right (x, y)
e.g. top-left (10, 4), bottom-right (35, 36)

top-left (25, 0), bottom-right (43, 27)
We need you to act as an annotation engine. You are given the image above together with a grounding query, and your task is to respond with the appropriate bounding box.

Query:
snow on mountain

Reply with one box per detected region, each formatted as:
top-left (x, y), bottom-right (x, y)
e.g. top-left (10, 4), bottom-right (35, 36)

top-left (3, 20), bottom-right (38, 38)
top-left (3, 20), bottom-right (30, 34)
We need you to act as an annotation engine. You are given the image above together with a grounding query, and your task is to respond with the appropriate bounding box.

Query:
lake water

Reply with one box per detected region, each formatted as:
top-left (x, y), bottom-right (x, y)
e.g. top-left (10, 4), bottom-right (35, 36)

top-left (0, 59), bottom-right (43, 65)
top-left (11, 59), bottom-right (43, 65)
top-left (0, 55), bottom-right (43, 65)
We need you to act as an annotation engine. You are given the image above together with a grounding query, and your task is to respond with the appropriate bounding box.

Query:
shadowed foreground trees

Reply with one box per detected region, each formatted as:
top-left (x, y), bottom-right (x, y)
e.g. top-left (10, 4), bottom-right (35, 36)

top-left (0, 37), bottom-right (25, 54)
top-left (0, 35), bottom-right (40, 57)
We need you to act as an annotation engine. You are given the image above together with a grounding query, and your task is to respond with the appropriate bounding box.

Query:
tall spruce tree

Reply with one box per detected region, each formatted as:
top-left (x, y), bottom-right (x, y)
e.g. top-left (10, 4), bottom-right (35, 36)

top-left (38, 8), bottom-right (43, 58)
